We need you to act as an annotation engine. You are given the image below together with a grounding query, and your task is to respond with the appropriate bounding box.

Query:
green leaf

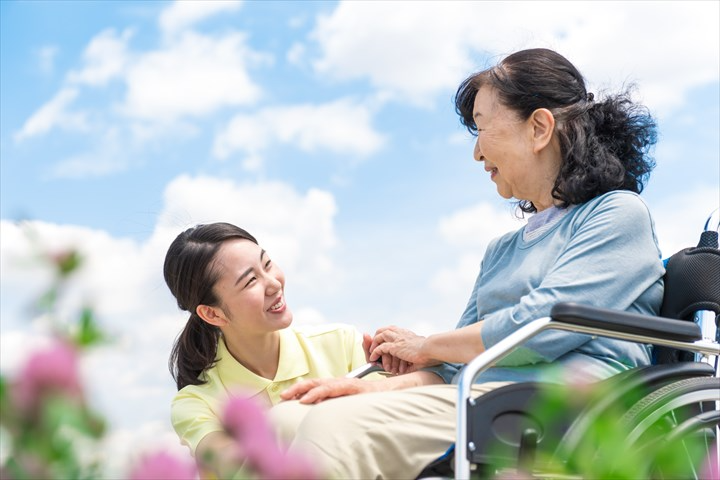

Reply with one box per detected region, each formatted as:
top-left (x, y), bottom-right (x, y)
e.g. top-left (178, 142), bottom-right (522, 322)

top-left (74, 308), bottom-right (104, 348)
top-left (55, 250), bottom-right (83, 277)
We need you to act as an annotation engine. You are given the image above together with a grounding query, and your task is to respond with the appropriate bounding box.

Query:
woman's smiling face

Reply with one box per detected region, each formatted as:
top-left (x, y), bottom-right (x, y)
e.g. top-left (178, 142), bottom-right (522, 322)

top-left (209, 238), bottom-right (293, 336)
top-left (472, 85), bottom-right (538, 201)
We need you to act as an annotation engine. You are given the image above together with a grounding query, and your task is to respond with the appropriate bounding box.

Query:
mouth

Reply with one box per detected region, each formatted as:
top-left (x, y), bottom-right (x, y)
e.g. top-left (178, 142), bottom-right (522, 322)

top-left (485, 166), bottom-right (498, 179)
top-left (267, 295), bottom-right (286, 313)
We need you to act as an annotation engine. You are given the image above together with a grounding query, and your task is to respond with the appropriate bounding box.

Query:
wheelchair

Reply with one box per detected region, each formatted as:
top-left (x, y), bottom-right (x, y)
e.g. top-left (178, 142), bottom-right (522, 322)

top-left (354, 211), bottom-right (720, 479)
top-left (441, 212), bottom-right (720, 480)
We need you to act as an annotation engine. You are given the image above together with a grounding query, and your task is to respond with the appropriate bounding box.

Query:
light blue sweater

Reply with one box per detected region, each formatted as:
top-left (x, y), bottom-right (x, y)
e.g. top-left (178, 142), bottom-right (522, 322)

top-left (428, 191), bottom-right (665, 384)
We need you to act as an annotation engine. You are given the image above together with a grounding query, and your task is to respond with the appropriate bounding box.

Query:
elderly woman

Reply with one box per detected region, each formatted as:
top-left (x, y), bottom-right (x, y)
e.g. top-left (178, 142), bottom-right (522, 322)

top-left (272, 48), bottom-right (664, 479)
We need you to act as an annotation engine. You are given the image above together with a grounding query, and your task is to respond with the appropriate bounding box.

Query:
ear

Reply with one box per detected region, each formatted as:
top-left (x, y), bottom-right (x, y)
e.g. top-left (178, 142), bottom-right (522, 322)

top-left (196, 304), bottom-right (229, 327)
top-left (529, 108), bottom-right (555, 154)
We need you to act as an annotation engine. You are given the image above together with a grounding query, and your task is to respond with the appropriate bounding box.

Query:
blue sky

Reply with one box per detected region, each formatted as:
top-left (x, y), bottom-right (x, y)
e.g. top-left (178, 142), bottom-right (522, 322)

top-left (1, 0), bottom-right (718, 474)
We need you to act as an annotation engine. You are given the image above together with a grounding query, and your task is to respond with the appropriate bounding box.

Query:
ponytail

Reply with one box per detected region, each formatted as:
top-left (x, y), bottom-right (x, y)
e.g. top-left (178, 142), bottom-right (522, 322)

top-left (164, 222), bottom-right (258, 391)
top-left (169, 313), bottom-right (221, 390)
top-left (551, 88), bottom-right (657, 210)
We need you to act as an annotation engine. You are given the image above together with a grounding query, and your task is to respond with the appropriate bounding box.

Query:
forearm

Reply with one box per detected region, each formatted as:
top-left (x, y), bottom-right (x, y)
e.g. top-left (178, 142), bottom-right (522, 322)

top-left (422, 322), bottom-right (485, 364)
top-left (377, 370), bottom-right (446, 390)
top-left (195, 431), bottom-right (241, 479)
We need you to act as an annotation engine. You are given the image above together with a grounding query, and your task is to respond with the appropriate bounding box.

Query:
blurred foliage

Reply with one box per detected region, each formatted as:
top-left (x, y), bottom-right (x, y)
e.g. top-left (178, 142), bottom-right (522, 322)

top-left (0, 236), bottom-right (196, 479)
top-left (483, 377), bottom-right (716, 479)
top-left (0, 243), bottom-right (108, 479)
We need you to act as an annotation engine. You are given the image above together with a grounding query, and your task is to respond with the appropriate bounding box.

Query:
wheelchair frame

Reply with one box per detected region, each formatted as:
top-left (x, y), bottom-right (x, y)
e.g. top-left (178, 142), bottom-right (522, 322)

top-left (454, 302), bottom-right (720, 479)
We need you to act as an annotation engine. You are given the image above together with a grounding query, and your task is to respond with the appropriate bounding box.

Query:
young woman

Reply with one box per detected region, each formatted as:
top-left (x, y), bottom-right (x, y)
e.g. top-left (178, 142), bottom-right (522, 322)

top-left (163, 222), bottom-right (373, 471)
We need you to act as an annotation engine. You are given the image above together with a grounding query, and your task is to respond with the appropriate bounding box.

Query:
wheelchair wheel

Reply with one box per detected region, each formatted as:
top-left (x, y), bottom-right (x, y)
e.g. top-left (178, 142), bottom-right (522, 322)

top-left (619, 376), bottom-right (719, 479)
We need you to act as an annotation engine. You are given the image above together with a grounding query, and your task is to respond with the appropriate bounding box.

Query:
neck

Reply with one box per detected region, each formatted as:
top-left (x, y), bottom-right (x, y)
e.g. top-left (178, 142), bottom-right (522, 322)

top-left (222, 331), bottom-right (281, 380)
top-left (533, 195), bottom-right (557, 212)
top-left (532, 146), bottom-right (562, 212)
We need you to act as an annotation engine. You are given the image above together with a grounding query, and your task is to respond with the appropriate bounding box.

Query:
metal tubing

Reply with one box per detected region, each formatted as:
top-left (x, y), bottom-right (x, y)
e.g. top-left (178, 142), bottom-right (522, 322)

top-left (454, 318), bottom-right (720, 479)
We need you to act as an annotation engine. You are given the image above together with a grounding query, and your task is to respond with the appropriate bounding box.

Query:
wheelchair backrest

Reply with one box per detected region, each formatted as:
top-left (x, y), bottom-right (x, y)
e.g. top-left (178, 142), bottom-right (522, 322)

top-left (654, 230), bottom-right (720, 364)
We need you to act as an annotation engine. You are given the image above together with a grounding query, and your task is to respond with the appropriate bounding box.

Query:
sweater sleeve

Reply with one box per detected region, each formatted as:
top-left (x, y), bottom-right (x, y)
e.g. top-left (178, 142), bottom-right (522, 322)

top-left (481, 192), bottom-right (664, 366)
top-left (421, 264), bottom-right (485, 383)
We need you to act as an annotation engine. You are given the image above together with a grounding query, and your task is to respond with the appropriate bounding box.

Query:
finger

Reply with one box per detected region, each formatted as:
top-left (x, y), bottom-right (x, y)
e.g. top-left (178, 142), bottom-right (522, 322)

top-left (280, 379), bottom-right (319, 400)
top-left (362, 333), bottom-right (373, 362)
top-left (369, 332), bottom-right (389, 354)
top-left (298, 386), bottom-right (329, 404)
top-left (382, 353), bottom-right (392, 373)
top-left (390, 354), bottom-right (400, 375)
top-left (368, 342), bottom-right (386, 362)
top-left (399, 360), bottom-right (409, 375)
top-left (373, 325), bottom-right (392, 336)
top-left (299, 381), bottom-right (357, 404)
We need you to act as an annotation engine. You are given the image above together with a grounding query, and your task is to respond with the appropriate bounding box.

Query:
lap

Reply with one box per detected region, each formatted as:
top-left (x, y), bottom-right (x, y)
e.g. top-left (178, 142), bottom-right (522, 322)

top-left (269, 382), bottom-right (510, 479)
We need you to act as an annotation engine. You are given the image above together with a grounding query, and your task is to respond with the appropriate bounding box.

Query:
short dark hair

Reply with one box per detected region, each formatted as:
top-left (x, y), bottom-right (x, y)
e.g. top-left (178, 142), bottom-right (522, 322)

top-left (455, 48), bottom-right (657, 213)
top-left (164, 222), bottom-right (258, 390)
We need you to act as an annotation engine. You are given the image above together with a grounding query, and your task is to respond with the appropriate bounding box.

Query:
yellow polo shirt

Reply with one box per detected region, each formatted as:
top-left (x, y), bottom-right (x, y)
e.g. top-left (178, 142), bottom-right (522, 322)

top-left (171, 324), bottom-right (371, 454)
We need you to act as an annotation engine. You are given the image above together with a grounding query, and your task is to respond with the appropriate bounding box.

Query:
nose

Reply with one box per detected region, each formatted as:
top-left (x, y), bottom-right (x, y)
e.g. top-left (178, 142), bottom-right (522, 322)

top-left (265, 272), bottom-right (283, 296)
top-left (473, 138), bottom-right (483, 162)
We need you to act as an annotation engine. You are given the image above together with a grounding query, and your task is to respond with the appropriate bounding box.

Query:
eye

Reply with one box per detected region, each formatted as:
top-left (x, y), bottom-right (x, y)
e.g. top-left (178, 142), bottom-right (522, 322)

top-left (264, 259), bottom-right (272, 269)
top-left (244, 276), bottom-right (257, 288)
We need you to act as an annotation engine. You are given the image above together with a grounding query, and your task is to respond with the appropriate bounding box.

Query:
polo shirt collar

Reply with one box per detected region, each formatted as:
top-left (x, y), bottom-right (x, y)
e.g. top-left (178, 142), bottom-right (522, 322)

top-left (275, 327), bottom-right (310, 381)
top-left (215, 329), bottom-right (310, 396)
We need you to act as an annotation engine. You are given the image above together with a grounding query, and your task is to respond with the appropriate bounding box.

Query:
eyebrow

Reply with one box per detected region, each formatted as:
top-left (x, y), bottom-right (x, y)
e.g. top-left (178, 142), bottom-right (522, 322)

top-left (234, 249), bottom-right (266, 286)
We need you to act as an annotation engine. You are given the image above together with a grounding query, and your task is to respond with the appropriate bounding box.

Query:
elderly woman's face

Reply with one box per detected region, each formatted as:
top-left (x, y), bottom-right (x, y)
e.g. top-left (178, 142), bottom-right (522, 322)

top-left (472, 86), bottom-right (548, 205)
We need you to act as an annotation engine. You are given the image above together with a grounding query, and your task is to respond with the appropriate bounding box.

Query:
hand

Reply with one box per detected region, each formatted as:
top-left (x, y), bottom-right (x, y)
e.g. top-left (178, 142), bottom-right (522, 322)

top-left (280, 377), bottom-right (378, 404)
top-left (369, 326), bottom-right (438, 373)
top-left (363, 331), bottom-right (414, 375)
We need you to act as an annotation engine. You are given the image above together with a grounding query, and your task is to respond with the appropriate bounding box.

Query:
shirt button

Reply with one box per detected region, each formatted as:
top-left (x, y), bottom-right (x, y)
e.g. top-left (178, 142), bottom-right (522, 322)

top-left (270, 384), bottom-right (279, 392)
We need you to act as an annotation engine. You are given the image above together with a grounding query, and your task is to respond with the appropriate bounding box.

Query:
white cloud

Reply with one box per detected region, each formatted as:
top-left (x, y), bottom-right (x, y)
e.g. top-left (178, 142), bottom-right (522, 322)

top-left (306, 1), bottom-right (719, 114)
top-left (213, 99), bottom-right (386, 167)
top-left (432, 201), bottom-right (526, 307)
top-left (438, 201), bottom-right (523, 249)
top-left (309, 1), bottom-right (480, 103)
top-left (155, 174), bottom-right (338, 287)
top-left (0, 173), bottom-right (341, 364)
top-left (14, 88), bottom-right (88, 141)
top-left (647, 185), bottom-right (720, 258)
top-left (47, 127), bottom-right (131, 179)
top-left (121, 31), bottom-right (265, 121)
top-left (158, 0), bottom-right (243, 37)
top-left (67, 28), bottom-right (133, 86)
top-left (17, 5), bottom-right (265, 143)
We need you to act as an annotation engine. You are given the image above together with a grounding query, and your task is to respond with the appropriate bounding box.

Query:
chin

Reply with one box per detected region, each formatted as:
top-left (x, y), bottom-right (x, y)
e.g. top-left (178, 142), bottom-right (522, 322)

top-left (280, 311), bottom-right (293, 328)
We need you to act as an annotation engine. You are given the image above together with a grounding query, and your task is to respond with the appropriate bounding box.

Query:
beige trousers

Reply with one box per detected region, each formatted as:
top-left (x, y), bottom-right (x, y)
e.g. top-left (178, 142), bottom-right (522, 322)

top-left (269, 382), bottom-right (509, 480)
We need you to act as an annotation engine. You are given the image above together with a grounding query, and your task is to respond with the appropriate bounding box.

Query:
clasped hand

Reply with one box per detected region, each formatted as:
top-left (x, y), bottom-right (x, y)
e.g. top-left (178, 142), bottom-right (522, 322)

top-left (280, 327), bottom-right (439, 404)
top-left (368, 326), bottom-right (436, 375)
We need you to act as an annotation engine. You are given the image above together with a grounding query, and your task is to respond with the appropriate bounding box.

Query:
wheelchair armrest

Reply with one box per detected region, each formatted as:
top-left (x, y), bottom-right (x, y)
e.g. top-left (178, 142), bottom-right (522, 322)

top-left (550, 302), bottom-right (702, 342)
top-left (345, 362), bottom-right (385, 378)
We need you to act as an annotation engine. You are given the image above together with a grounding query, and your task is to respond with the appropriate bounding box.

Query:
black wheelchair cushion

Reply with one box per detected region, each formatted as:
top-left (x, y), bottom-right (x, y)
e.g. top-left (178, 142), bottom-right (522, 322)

top-left (660, 244), bottom-right (720, 321)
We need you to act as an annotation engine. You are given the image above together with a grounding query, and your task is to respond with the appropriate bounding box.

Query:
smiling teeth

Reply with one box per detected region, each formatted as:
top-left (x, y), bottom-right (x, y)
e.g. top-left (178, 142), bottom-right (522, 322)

top-left (269, 300), bottom-right (284, 311)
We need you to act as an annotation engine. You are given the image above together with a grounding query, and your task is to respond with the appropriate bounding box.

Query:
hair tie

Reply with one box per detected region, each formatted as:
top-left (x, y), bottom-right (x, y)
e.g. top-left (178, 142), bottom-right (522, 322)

top-left (586, 92), bottom-right (595, 103)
